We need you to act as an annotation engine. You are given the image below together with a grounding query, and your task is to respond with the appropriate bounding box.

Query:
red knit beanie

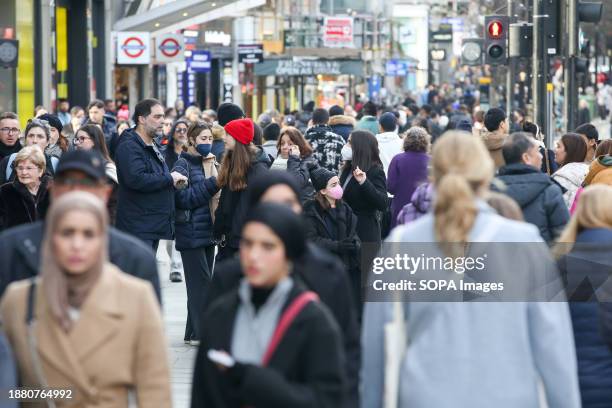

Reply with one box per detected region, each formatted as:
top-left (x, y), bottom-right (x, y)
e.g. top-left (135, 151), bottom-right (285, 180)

top-left (224, 118), bottom-right (254, 145)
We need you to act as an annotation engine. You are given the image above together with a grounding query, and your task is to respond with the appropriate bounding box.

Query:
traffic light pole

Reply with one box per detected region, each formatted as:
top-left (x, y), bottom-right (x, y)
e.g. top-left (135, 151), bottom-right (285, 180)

top-left (563, 0), bottom-right (578, 132)
top-left (532, 0), bottom-right (548, 139)
top-left (506, 0), bottom-right (514, 113)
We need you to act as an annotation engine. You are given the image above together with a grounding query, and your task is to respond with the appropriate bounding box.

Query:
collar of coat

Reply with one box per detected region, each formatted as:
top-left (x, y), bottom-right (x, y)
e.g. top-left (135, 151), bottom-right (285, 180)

top-left (31, 264), bottom-right (125, 398)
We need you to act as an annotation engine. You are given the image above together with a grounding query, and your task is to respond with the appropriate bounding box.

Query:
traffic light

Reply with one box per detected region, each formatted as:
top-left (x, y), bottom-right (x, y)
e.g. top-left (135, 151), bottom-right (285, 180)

top-left (461, 39), bottom-right (482, 66)
top-left (484, 16), bottom-right (508, 65)
top-left (508, 23), bottom-right (532, 59)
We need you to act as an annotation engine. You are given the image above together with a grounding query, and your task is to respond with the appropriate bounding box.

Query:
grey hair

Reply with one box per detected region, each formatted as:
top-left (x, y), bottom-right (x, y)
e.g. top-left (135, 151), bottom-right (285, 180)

top-left (403, 126), bottom-right (431, 153)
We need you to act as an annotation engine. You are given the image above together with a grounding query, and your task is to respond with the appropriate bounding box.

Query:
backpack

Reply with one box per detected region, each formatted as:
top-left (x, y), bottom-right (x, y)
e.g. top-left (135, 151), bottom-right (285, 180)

top-left (6, 153), bottom-right (58, 181)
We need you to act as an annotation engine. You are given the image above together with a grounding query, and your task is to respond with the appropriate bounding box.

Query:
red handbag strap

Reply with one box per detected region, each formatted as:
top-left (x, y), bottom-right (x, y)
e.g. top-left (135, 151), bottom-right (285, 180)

top-left (262, 291), bottom-right (319, 366)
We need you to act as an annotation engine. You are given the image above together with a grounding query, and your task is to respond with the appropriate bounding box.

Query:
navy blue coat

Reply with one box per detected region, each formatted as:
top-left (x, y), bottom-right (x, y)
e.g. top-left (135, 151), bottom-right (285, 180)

top-left (558, 228), bottom-right (612, 407)
top-left (496, 163), bottom-right (569, 242)
top-left (172, 152), bottom-right (219, 251)
top-left (115, 129), bottom-right (175, 241)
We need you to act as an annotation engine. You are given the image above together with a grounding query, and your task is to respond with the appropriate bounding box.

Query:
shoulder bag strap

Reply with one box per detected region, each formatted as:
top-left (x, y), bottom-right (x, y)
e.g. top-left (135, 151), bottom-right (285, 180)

top-left (6, 153), bottom-right (17, 181)
top-left (262, 291), bottom-right (319, 366)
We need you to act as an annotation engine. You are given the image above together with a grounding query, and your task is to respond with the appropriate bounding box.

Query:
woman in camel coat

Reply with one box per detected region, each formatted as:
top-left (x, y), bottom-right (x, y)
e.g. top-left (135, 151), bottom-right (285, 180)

top-left (0, 191), bottom-right (171, 408)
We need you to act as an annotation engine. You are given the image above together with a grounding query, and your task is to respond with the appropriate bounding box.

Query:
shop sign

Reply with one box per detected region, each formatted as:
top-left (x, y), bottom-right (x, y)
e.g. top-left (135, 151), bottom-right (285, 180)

top-left (0, 39), bottom-right (18, 68)
top-left (187, 50), bottom-right (211, 73)
top-left (254, 59), bottom-right (363, 76)
top-left (238, 44), bottom-right (264, 64)
top-left (385, 60), bottom-right (415, 76)
top-left (323, 17), bottom-right (354, 48)
top-left (223, 61), bottom-right (233, 103)
top-left (156, 34), bottom-right (184, 63)
top-left (430, 24), bottom-right (453, 43)
top-left (117, 32), bottom-right (150, 64)
top-left (204, 31), bottom-right (231, 46)
top-left (430, 49), bottom-right (447, 61)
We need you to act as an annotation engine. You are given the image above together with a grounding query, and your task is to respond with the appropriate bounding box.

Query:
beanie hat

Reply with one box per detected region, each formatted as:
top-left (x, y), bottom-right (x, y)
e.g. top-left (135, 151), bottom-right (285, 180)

top-left (217, 103), bottom-right (245, 126)
top-left (379, 112), bottom-right (398, 132)
top-left (456, 119), bottom-right (473, 133)
top-left (310, 167), bottom-right (337, 191)
top-left (248, 170), bottom-right (300, 207)
top-left (243, 202), bottom-right (306, 261)
top-left (329, 105), bottom-right (344, 117)
top-left (38, 114), bottom-right (63, 135)
top-left (224, 118), bottom-right (254, 145)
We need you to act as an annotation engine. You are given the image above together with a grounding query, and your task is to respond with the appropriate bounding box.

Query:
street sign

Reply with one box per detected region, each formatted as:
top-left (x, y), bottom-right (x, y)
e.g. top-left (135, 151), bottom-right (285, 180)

top-left (430, 49), bottom-right (446, 61)
top-left (323, 17), bottom-right (354, 48)
top-left (0, 39), bottom-right (18, 68)
top-left (187, 50), bottom-right (211, 73)
top-left (117, 32), bottom-right (150, 65)
top-left (238, 44), bottom-right (264, 64)
top-left (430, 24), bottom-right (453, 43)
top-left (156, 34), bottom-right (184, 63)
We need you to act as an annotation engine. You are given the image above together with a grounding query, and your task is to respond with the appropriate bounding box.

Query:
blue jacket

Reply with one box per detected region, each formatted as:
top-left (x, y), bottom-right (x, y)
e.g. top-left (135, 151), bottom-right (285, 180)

top-left (115, 129), bottom-right (175, 241)
top-left (559, 228), bottom-right (612, 407)
top-left (172, 152), bottom-right (219, 251)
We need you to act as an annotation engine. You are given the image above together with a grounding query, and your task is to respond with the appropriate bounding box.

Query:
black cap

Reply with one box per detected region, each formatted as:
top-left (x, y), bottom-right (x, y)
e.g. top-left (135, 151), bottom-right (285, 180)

top-left (55, 149), bottom-right (106, 181)
top-left (329, 105), bottom-right (344, 117)
top-left (37, 113), bottom-right (63, 135)
top-left (217, 103), bottom-right (245, 126)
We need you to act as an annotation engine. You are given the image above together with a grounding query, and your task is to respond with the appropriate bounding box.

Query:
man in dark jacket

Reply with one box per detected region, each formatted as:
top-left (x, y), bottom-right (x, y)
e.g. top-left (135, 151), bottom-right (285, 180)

top-left (495, 132), bottom-right (569, 242)
top-left (85, 99), bottom-right (118, 152)
top-left (0, 149), bottom-right (161, 302)
top-left (304, 108), bottom-right (346, 172)
top-left (115, 98), bottom-right (187, 251)
top-left (0, 112), bottom-right (22, 161)
top-left (328, 105), bottom-right (355, 141)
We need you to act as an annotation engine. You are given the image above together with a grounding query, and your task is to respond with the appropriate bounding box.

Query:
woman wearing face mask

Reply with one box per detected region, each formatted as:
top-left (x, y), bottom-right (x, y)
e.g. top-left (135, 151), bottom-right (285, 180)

top-left (339, 130), bottom-right (388, 286)
top-left (191, 202), bottom-right (346, 408)
top-left (303, 167), bottom-right (361, 311)
top-left (270, 126), bottom-right (317, 202)
top-left (0, 191), bottom-right (171, 407)
top-left (172, 121), bottom-right (221, 345)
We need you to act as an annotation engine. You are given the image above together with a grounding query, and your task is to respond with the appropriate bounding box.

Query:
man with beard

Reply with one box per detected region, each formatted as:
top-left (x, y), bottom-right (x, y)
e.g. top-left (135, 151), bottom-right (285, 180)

top-left (114, 98), bottom-right (187, 251)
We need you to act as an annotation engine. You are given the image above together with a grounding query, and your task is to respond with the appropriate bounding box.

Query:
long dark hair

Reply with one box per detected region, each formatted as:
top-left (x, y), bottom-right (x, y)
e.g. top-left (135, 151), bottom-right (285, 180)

top-left (168, 119), bottom-right (190, 151)
top-left (217, 142), bottom-right (258, 191)
top-left (78, 124), bottom-right (112, 163)
top-left (277, 126), bottom-right (313, 158)
top-left (343, 130), bottom-right (382, 172)
top-left (559, 133), bottom-right (587, 166)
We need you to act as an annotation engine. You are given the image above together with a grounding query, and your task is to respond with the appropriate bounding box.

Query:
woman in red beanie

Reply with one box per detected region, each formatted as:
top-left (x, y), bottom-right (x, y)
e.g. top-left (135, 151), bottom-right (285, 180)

top-left (214, 118), bottom-right (269, 262)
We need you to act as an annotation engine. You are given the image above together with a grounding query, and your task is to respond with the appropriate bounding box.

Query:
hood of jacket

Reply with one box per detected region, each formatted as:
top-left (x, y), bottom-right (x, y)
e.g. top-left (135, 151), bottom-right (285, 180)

top-left (480, 130), bottom-right (507, 151)
top-left (497, 163), bottom-right (558, 207)
top-left (329, 115), bottom-right (356, 127)
top-left (583, 155), bottom-right (612, 186)
top-left (553, 162), bottom-right (589, 188)
top-left (376, 131), bottom-right (401, 143)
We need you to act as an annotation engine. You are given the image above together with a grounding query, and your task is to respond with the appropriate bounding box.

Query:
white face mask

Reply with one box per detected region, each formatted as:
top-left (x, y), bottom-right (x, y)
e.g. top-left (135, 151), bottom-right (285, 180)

top-left (341, 145), bottom-right (353, 161)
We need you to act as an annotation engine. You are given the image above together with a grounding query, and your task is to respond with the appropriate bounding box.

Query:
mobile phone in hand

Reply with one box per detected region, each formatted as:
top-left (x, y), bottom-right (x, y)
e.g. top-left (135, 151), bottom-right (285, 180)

top-left (207, 349), bottom-right (235, 368)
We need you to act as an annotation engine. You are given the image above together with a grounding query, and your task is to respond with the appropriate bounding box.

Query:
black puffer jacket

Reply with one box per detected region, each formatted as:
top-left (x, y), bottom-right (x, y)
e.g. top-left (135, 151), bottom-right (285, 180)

top-left (0, 176), bottom-right (51, 231)
top-left (495, 163), bottom-right (569, 243)
top-left (286, 154), bottom-right (317, 203)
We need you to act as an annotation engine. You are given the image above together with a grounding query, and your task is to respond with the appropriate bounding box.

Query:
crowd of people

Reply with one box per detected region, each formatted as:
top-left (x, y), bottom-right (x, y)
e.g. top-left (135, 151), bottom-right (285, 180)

top-left (0, 91), bottom-right (611, 407)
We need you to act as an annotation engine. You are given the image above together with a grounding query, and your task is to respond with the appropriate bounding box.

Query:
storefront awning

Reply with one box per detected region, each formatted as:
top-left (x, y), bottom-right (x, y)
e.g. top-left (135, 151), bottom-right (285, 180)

top-left (113, 0), bottom-right (265, 36)
top-left (254, 59), bottom-right (364, 76)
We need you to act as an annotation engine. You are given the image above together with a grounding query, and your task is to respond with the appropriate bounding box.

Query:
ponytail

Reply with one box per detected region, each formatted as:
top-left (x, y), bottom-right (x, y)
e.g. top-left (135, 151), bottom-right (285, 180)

top-left (434, 174), bottom-right (479, 256)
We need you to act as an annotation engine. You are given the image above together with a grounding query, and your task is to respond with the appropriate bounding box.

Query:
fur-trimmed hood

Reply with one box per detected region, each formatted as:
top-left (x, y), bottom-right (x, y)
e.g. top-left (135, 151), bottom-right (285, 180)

top-left (329, 115), bottom-right (356, 127)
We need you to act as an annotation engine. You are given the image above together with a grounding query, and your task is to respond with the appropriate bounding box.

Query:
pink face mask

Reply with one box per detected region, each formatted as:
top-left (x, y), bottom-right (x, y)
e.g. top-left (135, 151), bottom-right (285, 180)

top-left (327, 185), bottom-right (343, 200)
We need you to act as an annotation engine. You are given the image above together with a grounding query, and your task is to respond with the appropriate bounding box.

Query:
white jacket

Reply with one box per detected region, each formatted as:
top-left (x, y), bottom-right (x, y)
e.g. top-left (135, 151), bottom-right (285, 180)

top-left (552, 162), bottom-right (589, 208)
top-left (375, 131), bottom-right (403, 175)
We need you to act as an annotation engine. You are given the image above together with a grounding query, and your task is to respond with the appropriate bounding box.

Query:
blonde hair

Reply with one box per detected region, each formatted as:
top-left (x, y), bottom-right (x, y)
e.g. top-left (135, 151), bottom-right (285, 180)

top-left (14, 145), bottom-right (46, 170)
top-left (432, 131), bottom-right (494, 247)
top-left (554, 184), bottom-right (612, 257)
top-left (484, 191), bottom-right (524, 221)
top-left (211, 124), bottom-right (225, 141)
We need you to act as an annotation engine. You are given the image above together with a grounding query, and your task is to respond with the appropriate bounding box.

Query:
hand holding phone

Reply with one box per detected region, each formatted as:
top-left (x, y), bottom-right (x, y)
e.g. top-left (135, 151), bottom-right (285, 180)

top-left (207, 349), bottom-right (235, 369)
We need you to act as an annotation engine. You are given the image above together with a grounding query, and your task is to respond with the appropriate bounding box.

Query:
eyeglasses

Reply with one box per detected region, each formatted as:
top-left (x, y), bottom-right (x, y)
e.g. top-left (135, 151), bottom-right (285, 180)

top-left (0, 127), bottom-right (20, 134)
top-left (74, 136), bottom-right (92, 144)
top-left (175, 128), bottom-right (188, 134)
top-left (16, 166), bottom-right (39, 173)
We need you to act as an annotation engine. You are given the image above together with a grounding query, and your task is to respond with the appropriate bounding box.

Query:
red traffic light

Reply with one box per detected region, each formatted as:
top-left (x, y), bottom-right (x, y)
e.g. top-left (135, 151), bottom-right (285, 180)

top-left (487, 20), bottom-right (504, 38)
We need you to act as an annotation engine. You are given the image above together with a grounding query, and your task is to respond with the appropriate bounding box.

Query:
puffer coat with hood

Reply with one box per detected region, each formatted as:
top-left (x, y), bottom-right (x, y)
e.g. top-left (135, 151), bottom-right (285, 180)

top-left (480, 129), bottom-right (507, 170)
top-left (329, 115), bottom-right (355, 141)
top-left (553, 162), bottom-right (590, 208)
top-left (495, 163), bottom-right (570, 242)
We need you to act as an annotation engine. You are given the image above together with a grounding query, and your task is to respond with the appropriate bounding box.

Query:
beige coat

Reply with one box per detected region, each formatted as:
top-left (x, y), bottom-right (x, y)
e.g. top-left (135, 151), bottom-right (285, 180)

top-left (0, 265), bottom-right (171, 408)
top-left (202, 153), bottom-right (220, 223)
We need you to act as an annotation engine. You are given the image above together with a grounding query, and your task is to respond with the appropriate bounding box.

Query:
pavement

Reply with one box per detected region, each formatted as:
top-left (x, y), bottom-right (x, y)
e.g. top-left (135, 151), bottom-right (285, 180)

top-left (156, 241), bottom-right (197, 408)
